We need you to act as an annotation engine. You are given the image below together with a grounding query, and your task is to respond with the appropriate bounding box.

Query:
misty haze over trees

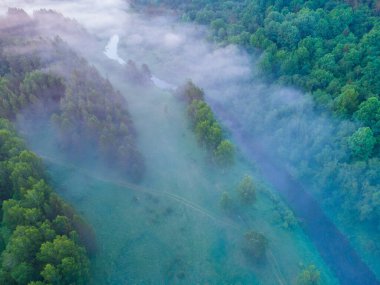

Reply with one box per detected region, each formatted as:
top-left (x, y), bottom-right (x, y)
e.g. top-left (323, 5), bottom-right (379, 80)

top-left (0, 0), bottom-right (379, 284)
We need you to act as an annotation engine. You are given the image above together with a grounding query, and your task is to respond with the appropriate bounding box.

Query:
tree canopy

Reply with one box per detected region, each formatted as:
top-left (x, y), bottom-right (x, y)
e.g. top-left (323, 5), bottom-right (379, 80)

top-left (0, 119), bottom-right (91, 285)
top-left (179, 81), bottom-right (235, 167)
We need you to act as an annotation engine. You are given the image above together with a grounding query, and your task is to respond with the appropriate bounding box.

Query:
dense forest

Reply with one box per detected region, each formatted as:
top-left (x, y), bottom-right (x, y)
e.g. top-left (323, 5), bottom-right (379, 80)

top-left (133, 0), bottom-right (380, 148)
top-left (0, 8), bottom-right (145, 182)
top-left (0, 119), bottom-right (91, 284)
top-left (0, 8), bottom-right (148, 284)
top-left (132, 0), bottom-right (380, 262)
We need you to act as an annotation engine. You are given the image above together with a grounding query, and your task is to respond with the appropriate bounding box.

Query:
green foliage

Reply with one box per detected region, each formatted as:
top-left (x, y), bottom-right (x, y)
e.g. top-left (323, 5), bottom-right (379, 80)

top-left (188, 100), bottom-right (213, 127)
top-left (38, 236), bottom-right (89, 285)
top-left (11, 262), bottom-right (35, 284)
top-left (0, 9), bottom-right (151, 285)
top-left (334, 85), bottom-right (359, 116)
top-left (20, 71), bottom-right (65, 104)
top-left (242, 230), bottom-right (268, 261)
top-left (0, 120), bottom-right (91, 285)
top-left (0, 70), bottom-right (64, 120)
top-left (219, 192), bottom-right (234, 212)
top-left (179, 79), bottom-right (204, 103)
top-left (282, 209), bottom-right (298, 229)
top-left (348, 127), bottom-right (376, 160)
top-left (0, 78), bottom-right (18, 119)
top-left (52, 66), bottom-right (145, 182)
top-left (354, 97), bottom-right (380, 134)
top-left (236, 175), bottom-right (256, 205)
top-left (181, 81), bottom-right (235, 166)
top-left (0, 27), bottom-right (145, 182)
top-left (2, 201), bottom-right (43, 230)
top-left (297, 265), bottom-right (321, 285)
top-left (214, 140), bottom-right (235, 166)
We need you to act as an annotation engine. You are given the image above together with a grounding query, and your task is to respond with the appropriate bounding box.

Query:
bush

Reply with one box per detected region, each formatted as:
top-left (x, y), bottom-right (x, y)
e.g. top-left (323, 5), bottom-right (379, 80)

top-left (236, 175), bottom-right (256, 205)
top-left (180, 81), bottom-right (235, 167)
top-left (242, 230), bottom-right (268, 261)
top-left (297, 265), bottom-right (320, 285)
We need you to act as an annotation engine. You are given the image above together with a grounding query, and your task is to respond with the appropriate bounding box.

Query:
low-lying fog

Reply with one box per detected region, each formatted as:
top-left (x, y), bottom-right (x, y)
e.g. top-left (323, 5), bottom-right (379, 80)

top-left (1, 0), bottom-right (374, 284)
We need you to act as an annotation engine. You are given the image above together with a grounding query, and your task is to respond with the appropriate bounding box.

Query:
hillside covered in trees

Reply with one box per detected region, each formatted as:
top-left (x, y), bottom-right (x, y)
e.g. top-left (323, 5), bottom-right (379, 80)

top-left (0, 8), bottom-right (145, 182)
top-left (0, 119), bottom-right (92, 284)
top-left (0, 7), bottom-right (148, 284)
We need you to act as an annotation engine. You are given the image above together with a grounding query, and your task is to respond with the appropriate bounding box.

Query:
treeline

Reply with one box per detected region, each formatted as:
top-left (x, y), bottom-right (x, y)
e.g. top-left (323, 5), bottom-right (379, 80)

top-left (177, 81), bottom-right (234, 167)
top-left (0, 119), bottom-right (93, 285)
top-left (0, 9), bottom-right (145, 181)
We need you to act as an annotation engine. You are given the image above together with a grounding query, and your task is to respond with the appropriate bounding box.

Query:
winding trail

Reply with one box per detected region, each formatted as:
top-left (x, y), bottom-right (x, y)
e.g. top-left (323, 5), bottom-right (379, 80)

top-left (41, 155), bottom-right (237, 229)
top-left (41, 154), bottom-right (288, 284)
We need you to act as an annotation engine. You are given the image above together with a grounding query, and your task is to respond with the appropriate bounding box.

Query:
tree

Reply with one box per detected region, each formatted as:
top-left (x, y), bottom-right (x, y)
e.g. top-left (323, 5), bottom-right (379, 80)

top-left (1, 226), bottom-right (42, 273)
top-left (41, 263), bottom-right (61, 284)
top-left (236, 175), bottom-right (256, 205)
top-left (307, 69), bottom-right (334, 90)
top-left (23, 180), bottom-right (49, 209)
top-left (348, 127), bottom-right (376, 160)
top-left (20, 71), bottom-right (65, 104)
top-left (354, 97), bottom-right (380, 134)
top-left (0, 78), bottom-right (18, 119)
top-left (334, 85), bottom-right (359, 116)
top-left (214, 140), bottom-right (235, 166)
top-left (10, 262), bottom-right (35, 284)
top-left (9, 150), bottom-right (44, 194)
top-left (181, 81), bottom-right (204, 103)
top-left (278, 22), bottom-right (300, 49)
top-left (297, 265), bottom-right (320, 285)
top-left (52, 215), bottom-right (72, 236)
top-left (206, 123), bottom-right (222, 149)
top-left (220, 192), bottom-right (234, 212)
top-left (188, 100), bottom-right (213, 125)
top-left (327, 6), bottom-right (354, 38)
top-left (181, 81), bottom-right (235, 167)
top-left (211, 18), bottom-right (225, 32)
top-left (37, 235), bottom-right (90, 285)
top-left (2, 200), bottom-right (43, 230)
top-left (242, 230), bottom-right (268, 261)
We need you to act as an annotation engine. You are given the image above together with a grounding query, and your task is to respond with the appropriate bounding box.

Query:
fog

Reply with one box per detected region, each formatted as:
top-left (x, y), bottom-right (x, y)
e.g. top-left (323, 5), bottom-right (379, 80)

top-left (0, 0), bottom-right (129, 34)
top-left (0, 0), bottom-right (378, 284)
